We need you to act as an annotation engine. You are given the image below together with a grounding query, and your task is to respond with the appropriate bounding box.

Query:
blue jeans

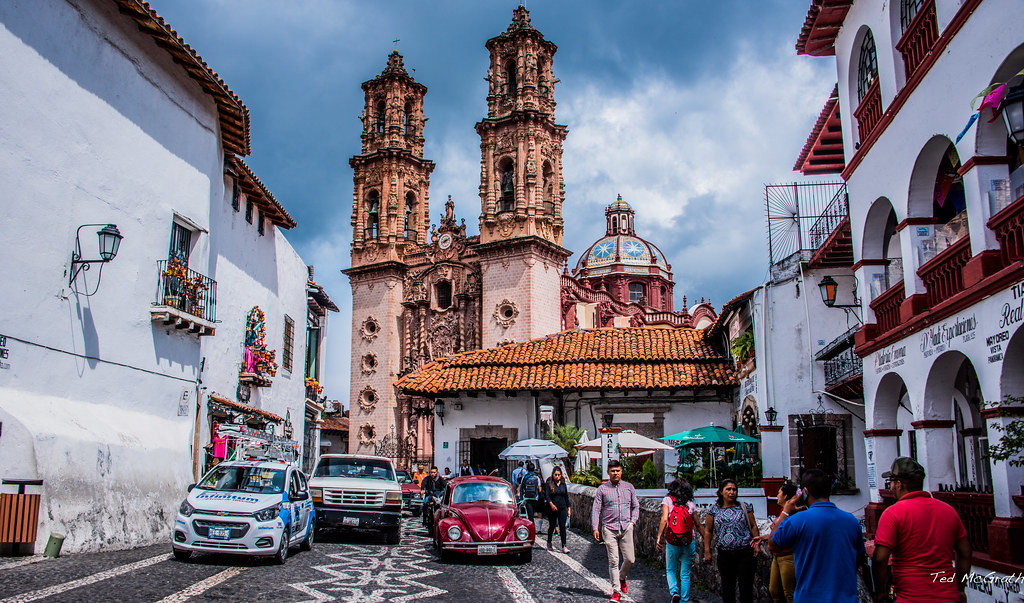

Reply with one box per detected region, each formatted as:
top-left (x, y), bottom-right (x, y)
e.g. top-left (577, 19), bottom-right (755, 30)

top-left (666, 540), bottom-right (696, 600)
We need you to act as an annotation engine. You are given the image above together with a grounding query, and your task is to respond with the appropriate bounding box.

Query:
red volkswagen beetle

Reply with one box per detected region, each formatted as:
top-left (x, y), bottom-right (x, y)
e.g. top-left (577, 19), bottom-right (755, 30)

top-left (433, 475), bottom-right (535, 563)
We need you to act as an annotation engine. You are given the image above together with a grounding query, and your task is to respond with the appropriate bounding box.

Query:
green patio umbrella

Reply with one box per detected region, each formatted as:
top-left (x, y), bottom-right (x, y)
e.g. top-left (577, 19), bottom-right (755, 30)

top-left (661, 425), bottom-right (760, 484)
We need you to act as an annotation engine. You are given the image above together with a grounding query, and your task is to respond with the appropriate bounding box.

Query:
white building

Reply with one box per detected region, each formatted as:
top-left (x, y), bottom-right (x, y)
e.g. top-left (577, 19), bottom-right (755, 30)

top-left (794, 0), bottom-right (1024, 592)
top-left (0, 0), bottom-right (317, 553)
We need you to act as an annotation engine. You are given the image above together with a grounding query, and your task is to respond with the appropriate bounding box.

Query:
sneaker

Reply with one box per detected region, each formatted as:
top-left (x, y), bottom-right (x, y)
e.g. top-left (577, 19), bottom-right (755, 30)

top-left (561, 546), bottom-right (570, 553)
top-left (610, 593), bottom-right (621, 602)
top-left (546, 541), bottom-right (553, 550)
top-left (672, 595), bottom-right (681, 603)
top-left (620, 579), bottom-right (628, 594)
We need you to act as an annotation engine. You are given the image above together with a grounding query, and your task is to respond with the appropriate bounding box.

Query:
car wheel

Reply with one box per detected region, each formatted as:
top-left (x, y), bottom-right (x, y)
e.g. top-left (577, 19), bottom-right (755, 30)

top-left (172, 548), bottom-right (191, 562)
top-left (385, 525), bottom-right (401, 545)
top-left (300, 517), bottom-right (315, 552)
top-left (439, 549), bottom-right (453, 564)
top-left (273, 528), bottom-right (289, 565)
top-left (520, 549), bottom-right (533, 563)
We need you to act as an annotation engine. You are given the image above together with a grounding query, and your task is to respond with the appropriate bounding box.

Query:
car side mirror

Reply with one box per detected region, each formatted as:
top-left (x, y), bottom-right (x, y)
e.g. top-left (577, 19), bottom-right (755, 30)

top-left (187, 484), bottom-right (196, 492)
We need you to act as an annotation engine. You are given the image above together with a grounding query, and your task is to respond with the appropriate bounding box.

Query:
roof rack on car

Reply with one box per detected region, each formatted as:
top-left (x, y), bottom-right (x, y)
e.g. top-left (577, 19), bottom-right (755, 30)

top-left (218, 423), bottom-right (299, 463)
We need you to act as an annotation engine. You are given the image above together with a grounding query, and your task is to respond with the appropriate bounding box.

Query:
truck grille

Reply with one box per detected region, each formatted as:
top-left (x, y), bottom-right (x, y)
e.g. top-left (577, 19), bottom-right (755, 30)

top-left (323, 489), bottom-right (384, 506)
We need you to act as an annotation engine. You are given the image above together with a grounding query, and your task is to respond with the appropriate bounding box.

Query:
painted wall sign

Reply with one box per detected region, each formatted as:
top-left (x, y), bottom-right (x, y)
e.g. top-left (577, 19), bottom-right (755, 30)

top-left (742, 375), bottom-right (757, 396)
top-left (178, 387), bottom-right (191, 416)
top-left (919, 313), bottom-right (977, 358)
top-left (0, 334), bottom-right (10, 370)
top-left (873, 343), bottom-right (907, 374)
top-left (865, 437), bottom-right (877, 489)
top-left (601, 431), bottom-right (620, 480)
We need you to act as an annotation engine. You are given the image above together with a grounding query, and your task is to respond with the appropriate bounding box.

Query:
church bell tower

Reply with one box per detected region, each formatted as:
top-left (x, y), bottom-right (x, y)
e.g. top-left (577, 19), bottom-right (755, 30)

top-left (475, 7), bottom-right (570, 347)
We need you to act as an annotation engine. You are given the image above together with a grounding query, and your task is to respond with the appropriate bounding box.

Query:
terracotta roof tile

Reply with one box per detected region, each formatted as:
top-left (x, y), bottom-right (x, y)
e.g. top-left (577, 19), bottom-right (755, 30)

top-left (320, 417), bottom-right (349, 432)
top-left (209, 394), bottom-right (283, 423)
top-left (395, 327), bottom-right (737, 395)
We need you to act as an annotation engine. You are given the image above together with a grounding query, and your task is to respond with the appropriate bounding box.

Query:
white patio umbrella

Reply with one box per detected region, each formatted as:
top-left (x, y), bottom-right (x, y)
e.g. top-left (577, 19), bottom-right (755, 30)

top-left (575, 429), bottom-right (675, 455)
top-left (498, 438), bottom-right (569, 460)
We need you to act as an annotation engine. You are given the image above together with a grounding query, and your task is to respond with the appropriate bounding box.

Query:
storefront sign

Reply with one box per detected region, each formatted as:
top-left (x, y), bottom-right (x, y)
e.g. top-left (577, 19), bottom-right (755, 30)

top-left (601, 430), bottom-right (620, 480)
top-left (865, 437), bottom-right (877, 489)
top-left (919, 313), bottom-right (977, 358)
top-left (873, 343), bottom-right (907, 374)
top-left (742, 375), bottom-right (757, 396)
top-left (0, 335), bottom-right (10, 370)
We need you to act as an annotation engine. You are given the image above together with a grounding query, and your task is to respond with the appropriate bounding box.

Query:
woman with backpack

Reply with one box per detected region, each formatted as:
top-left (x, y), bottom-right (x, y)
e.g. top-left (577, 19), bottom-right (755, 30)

top-left (657, 478), bottom-right (705, 603)
top-left (544, 466), bottom-right (572, 553)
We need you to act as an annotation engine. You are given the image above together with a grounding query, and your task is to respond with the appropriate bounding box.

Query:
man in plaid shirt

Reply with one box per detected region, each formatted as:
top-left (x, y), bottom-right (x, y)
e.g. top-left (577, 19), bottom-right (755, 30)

top-left (592, 460), bottom-right (640, 602)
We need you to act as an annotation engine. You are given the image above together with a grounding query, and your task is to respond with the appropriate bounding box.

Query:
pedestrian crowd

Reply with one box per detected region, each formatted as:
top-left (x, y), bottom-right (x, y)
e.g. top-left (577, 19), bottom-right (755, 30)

top-left (414, 455), bottom-right (971, 603)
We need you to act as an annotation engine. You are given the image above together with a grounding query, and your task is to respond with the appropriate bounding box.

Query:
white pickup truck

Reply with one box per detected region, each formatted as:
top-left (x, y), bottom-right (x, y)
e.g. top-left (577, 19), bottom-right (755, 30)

top-left (308, 454), bottom-right (403, 544)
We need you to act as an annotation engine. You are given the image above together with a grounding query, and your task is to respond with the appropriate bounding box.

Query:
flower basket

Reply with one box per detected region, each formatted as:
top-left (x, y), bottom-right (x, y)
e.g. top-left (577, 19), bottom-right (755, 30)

top-left (163, 295), bottom-right (182, 309)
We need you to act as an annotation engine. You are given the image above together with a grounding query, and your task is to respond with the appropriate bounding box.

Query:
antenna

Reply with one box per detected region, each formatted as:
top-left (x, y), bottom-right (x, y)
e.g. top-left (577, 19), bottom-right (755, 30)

top-left (393, 38), bottom-right (400, 51)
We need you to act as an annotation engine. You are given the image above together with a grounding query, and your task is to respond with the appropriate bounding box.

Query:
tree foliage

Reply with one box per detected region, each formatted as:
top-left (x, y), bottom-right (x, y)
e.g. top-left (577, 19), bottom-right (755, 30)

top-left (986, 395), bottom-right (1024, 467)
top-left (546, 423), bottom-right (586, 473)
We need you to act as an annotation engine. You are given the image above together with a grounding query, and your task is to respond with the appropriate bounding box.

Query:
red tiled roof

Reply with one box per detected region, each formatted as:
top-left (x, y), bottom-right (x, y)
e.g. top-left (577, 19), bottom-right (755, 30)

top-left (112, 0), bottom-right (250, 156)
top-left (794, 85), bottom-right (845, 175)
top-left (229, 157), bottom-right (296, 229)
top-left (209, 394), bottom-right (283, 423)
top-left (395, 328), bottom-right (737, 395)
top-left (706, 287), bottom-right (760, 338)
top-left (320, 417), bottom-right (349, 432)
top-left (796, 0), bottom-right (853, 57)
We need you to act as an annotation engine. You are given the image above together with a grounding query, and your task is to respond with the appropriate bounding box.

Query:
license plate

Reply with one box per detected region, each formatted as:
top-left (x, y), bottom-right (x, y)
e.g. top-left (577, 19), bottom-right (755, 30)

top-left (478, 544), bottom-right (497, 555)
top-left (342, 517), bottom-right (359, 527)
top-left (208, 527), bottom-right (231, 540)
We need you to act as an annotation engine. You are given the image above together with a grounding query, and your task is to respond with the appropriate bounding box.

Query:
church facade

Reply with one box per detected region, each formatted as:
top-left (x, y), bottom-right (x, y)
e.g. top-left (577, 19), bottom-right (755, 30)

top-left (344, 8), bottom-right (718, 467)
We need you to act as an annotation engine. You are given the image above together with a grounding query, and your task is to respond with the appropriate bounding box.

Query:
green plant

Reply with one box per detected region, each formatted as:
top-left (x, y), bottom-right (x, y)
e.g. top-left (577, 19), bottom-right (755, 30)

top-left (546, 423), bottom-right (586, 475)
top-left (985, 395), bottom-right (1024, 467)
top-left (730, 329), bottom-right (755, 362)
top-left (569, 463), bottom-right (602, 487)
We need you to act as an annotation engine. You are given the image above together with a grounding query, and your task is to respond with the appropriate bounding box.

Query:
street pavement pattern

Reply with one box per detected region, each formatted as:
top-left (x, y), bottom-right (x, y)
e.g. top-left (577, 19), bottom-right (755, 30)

top-left (0, 517), bottom-right (722, 602)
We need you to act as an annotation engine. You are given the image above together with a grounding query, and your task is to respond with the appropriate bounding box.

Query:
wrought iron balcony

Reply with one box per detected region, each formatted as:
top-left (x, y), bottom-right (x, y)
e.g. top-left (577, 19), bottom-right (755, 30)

top-left (151, 260), bottom-right (217, 335)
top-left (815, 327), bottom-right (862, 392)
top-left (808, 186), bottom-right (849, 251)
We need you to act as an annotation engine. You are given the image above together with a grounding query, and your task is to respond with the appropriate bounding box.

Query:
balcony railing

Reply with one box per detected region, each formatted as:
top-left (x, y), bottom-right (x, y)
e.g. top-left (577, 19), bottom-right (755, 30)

top-left (808, 187), bottom-right (849, 250)
top-left (918, 237), bottom-right (971, 307)
top-left (854, 79), bottom-right (883, 143)
top-left (823, 345), bottom-right (863, 390)
top-left (155, 260), bottom-right (217, 323)
top-left (989, 192), bottom-right (1024, 267)
top-left (932, 491), bottom-right (995, 553)
top-left (869, 280), bottom-right (905, 334)
top-left (895, 0), bottom-right (938, 80)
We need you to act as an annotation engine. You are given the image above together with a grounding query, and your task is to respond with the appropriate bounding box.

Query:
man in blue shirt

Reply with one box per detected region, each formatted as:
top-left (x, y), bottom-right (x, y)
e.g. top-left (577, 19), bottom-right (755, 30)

top-left (768, 469), bottom-right (865, 603)
top-left (511, 461), bottom-right (526, 492)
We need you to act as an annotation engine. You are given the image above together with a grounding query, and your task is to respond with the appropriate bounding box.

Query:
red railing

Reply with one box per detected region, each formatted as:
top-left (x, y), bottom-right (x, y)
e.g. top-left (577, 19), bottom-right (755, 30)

top-left (988, 193), bottom-right (1024, 267)
top-left (918, 237), bottom-right (971, 307)
top-left (854, 79), bottom-right (883, 143)
top-left (869, 280), bottom-right (905, 334)
top-left (932, 491), bottom-right (995, 553)
top-left (896, 0), bottom-right (938, 80)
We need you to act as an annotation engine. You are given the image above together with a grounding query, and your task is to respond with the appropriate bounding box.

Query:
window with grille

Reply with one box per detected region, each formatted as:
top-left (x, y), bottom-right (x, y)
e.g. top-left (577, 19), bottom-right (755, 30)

top-left (900, 0), bottom-right (925, 32)
top-left (857, 32), bottom-right (878, 101)
top-left (231, 180), bottom-right (240, 211)
top-left (629, 282), bottom-right (645, 303)
top-left (257, 210), bottom-right (265, 236)
top-left (789, 413), bottom-right (856, 492)
top-left (283, 315), bottom-right (294, 373)
top-left (169, 222), bottom-right (192, 264)
top-left (245, 198), bottom-right (254, 224)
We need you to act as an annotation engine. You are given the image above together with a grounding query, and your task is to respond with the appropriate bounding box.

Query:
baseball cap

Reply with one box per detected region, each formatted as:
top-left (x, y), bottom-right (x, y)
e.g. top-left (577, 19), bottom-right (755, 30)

top-left (881, 457), bottom-right (925, 479)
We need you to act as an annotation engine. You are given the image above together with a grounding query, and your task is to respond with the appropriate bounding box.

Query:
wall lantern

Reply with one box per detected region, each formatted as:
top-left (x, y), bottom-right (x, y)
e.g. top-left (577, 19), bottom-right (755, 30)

top-left (765, 406), bottom-right (779, 426)
top-left (602, 412), bottom-right (614, 429)
top-left (1001, 84), bottom-right (1024, 147)
top-left (69, 223), bottom-right (123, 287)
top-left (817, 275), bottom-right (863, 324)
top-left (434, 399), bottom-right (445, 425)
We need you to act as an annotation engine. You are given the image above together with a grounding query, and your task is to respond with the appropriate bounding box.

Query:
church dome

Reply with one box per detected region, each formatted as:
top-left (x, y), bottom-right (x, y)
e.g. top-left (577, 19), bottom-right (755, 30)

top-left (574, 196), bottom-right (670, 274)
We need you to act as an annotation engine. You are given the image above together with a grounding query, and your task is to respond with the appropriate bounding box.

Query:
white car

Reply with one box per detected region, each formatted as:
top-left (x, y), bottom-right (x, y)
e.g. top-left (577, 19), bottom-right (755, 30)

top-left (308, 454), bottom-right (403, 544)
top-left (171, 460), bottom-right (315, 564)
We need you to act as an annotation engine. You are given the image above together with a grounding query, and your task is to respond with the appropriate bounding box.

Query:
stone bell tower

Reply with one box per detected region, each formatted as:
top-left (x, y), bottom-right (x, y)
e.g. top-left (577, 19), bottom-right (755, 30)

top-left (475, 7), bottom-right (570, 348)
top-left (344, 51), bottom-right (434, 454)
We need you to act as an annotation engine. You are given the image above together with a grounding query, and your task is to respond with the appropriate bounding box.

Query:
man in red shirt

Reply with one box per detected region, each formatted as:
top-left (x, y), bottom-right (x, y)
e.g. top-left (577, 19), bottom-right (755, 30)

top-left (872, 457), bottom-right (972, 603)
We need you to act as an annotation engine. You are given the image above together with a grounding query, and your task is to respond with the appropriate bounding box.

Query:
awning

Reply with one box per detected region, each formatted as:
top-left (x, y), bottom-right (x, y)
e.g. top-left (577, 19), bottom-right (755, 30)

top-left (208, 394), bottom-right (282, 423)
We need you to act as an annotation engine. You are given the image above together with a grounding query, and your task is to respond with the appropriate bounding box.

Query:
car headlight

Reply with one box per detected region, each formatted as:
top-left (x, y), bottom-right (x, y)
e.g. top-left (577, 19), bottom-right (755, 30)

top-left (446, 526), bottom-right (463, 541)
top-left (254, 504), bottom-right (281, 522)
top-left (310, 488), bottom-right (322, 502)
top-left (179, 500), bottom-right (195, 517)
top-left (385, 490), bottom-right (403, 505)
top-left (515, 526), bottom-right (530, 541)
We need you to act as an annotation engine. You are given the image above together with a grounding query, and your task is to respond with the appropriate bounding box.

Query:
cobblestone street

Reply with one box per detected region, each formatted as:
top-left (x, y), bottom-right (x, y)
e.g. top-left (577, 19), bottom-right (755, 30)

top-left (0, 517), bottom-right (722, 602)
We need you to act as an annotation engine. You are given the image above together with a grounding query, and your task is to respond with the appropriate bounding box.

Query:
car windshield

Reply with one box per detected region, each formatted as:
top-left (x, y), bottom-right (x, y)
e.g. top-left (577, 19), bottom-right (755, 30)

top-left (395, 470), bottom-right (409, 483)
top-left (452, 482), bottom-right (515, 505)
top-left (313, 458), bottom-right (395, 481)
top-left (197, 466), bottom-right (285, 494)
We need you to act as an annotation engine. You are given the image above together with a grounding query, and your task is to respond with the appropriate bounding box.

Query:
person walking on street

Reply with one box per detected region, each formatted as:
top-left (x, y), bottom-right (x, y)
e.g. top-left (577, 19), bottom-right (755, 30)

top-left (412, 464), bottom-right (426, 487)
top-left (544, 466), bottom-right (572, 553)
top-left (768, 469), bottom-right (865, 603)
top-left (511, 461), bottom-right (526, 490)
top-left (518, 462), bottom-right (544, 531)
top-left (872, 457), bottom-right (972, 603)
top-left (657, 478), bottom-right (705, 603)
top-left (753, 483), bottom-right (806, 603)
top-left (459, 459), bottom-right (475, 476)
top-left (704, 478), bottom-right (760, 603)
top-left (591, 460), bottom-right (639, 602)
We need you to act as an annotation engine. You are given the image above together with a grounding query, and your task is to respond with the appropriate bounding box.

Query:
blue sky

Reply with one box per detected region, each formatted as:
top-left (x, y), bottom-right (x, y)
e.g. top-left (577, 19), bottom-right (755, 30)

top-left (148, 1), bottom-right (836, 407)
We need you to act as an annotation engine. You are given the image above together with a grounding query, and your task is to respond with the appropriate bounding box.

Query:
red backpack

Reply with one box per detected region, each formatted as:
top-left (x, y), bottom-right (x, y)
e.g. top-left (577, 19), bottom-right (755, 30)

top-left (665, 498), bottom-right (694, 546)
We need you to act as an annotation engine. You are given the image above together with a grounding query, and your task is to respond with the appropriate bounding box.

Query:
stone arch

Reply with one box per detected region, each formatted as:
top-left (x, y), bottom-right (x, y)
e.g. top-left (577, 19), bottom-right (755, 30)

top-left (907, 135), bottom-right (959, 218)
top-left (497, 156), bottom-right (515, 213)
top-left (861, 197), bottom-right (904, 297)
top-left (871, 371), bottom-right (908, 430)
top-left (846, 25), bottom-right (880, 143)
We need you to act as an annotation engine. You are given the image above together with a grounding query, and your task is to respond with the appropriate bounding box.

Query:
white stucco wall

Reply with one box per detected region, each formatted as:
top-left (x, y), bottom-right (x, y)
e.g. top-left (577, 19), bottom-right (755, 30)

top-left (432, 393), bottom-right (536, 473)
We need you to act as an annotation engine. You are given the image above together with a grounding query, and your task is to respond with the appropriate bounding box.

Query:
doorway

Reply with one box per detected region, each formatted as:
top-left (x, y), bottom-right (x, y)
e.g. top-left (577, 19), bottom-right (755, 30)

top-left (467, 437), bottom-right (507, 477)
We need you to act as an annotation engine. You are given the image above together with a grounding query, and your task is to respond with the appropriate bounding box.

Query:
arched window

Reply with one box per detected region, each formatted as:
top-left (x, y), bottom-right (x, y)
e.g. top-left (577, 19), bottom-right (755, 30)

top-left (375, 100), bottom-right (386, 133)
top-left (932, 143), bottom-right (966, 237)
top-left (857, 33), bottom-right (878, 102)
top-left (900, 0), bottom-right (925, 32)
top-left (498, 159), bottom-right (514, 213)
top-left (611, 216), bottom-right (619, 233)
top-left (505, 60), bottom-right (517, 98)
top-left (366, 190), bottom-right (380, 239)
top-left (541, 162), bottom-right (554, 214)
top-left (436, 281), bottom-right (452, 310)
top-left (403, 101), bottom-right (412, 135)
top-left (629, 282), bottom-right (645, 303)
top-left (404, 192), bottom-right (415, 238)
